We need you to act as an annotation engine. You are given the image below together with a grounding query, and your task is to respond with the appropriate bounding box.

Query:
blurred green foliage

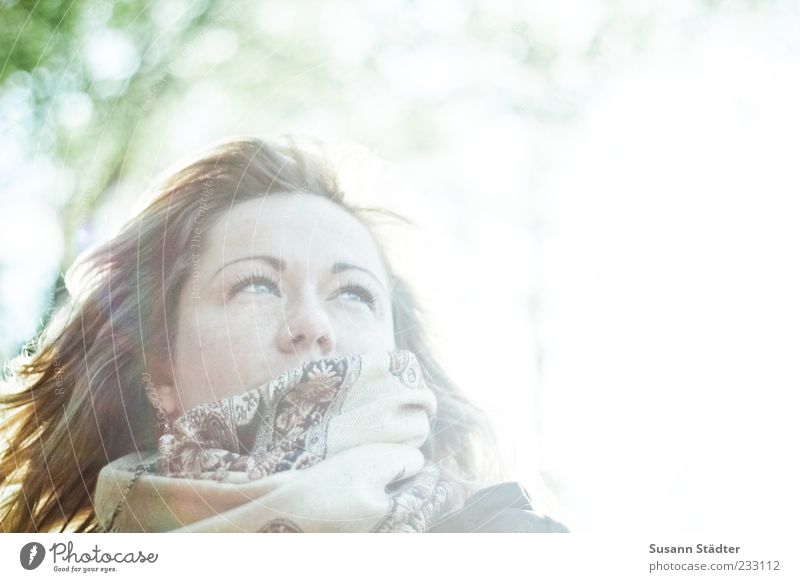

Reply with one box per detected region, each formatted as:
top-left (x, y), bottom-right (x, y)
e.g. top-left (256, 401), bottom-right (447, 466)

top-left (0, 0), bottom-right (762, 363)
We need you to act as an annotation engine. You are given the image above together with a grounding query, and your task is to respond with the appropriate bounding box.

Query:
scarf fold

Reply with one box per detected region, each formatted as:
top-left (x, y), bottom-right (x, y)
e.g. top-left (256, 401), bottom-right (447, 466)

top-left (93, 350), bottom-right (465, 532)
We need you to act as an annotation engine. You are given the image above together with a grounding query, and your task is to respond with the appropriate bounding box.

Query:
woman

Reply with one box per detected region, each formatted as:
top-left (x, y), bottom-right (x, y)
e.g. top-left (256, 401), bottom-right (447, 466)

top-left (0, 137), bottom-right (568, 533)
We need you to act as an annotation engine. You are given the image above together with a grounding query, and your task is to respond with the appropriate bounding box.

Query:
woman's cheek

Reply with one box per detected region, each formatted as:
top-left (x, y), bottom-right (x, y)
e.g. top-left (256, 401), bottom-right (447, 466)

top-left (330, 304), bottom-right (377, 329)
top-left (332, 310), bottom-right (393, 350)
top-left (224, 300), bottom-right (282, 323)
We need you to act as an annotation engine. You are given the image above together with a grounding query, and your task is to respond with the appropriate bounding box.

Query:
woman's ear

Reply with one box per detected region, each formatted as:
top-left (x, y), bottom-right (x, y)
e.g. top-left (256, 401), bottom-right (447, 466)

top-left (145, 384), bottom-right (179, 417)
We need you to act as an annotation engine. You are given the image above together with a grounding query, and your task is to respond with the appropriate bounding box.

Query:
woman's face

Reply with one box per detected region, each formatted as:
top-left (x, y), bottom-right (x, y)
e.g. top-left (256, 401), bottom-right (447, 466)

top-left (155, 193), bottom-right (396, 415)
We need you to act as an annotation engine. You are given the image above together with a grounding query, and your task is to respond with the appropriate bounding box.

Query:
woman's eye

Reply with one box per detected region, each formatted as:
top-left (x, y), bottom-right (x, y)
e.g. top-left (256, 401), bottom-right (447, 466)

top-left (242, 282), bottom-right (275, 294)
top-left (229, 275), bottom-right (280, 297)
top-left (336, 285), bottom-right (377, 306)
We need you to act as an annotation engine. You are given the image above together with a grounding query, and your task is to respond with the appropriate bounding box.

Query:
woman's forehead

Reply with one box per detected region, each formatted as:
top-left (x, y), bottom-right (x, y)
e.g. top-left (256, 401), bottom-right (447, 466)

top-left (203, 194), bottom-right (387, 275)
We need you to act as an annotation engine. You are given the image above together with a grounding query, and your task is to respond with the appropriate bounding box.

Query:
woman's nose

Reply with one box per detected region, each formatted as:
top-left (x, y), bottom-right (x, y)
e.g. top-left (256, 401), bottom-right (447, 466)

top-left (278, 295), bottom-right (336, 356)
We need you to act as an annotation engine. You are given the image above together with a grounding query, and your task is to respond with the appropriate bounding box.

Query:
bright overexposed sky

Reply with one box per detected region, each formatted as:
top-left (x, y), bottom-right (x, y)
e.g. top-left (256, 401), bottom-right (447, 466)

top-left (2, 0), bottom-right (798, 533)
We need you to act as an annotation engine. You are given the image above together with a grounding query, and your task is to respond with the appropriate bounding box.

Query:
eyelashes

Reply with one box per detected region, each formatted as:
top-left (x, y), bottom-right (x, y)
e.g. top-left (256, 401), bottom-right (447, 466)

top-left (337, 280), bottom-right (378, 306)
top-left (226, 270), bottom-right (280, 298)
top-left (225, 270), bottom-right (379, 309)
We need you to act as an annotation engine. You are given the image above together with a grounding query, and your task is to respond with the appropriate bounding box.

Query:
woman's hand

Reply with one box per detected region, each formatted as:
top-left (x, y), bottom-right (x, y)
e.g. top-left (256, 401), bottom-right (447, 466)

top-left (175, 443), bottom-right (425, 532)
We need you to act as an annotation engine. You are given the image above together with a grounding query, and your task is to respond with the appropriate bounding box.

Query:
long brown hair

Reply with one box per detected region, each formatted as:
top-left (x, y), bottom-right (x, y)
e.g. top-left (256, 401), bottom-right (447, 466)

top-left (0, 136), bottom-right (499, 532)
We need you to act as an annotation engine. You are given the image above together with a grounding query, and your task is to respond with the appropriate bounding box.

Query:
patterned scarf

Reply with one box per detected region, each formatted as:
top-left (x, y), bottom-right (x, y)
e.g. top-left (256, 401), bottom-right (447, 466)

top-left (93, 350), bottom-right (465, 532)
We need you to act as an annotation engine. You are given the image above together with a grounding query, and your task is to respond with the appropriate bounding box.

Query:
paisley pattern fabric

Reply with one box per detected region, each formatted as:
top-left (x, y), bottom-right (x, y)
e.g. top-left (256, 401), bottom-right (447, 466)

top-left (93, 350), bottom-right (464, 532)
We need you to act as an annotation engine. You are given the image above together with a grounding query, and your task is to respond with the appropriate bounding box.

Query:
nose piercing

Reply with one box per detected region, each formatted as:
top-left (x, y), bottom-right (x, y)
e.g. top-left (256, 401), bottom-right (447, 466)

top-left (287, 325), bottom-right (296, 341)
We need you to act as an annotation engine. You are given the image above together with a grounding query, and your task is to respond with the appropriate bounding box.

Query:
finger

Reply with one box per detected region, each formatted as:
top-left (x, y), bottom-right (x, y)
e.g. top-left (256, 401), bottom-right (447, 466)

top-left (282, 443), bottom-right (422, 489)
top-left (346, 443), bottom-right (426, 487)
top-left (255, 445), bottom-right (423, 523)
top-left (327, 396), bottom-right (434, 453)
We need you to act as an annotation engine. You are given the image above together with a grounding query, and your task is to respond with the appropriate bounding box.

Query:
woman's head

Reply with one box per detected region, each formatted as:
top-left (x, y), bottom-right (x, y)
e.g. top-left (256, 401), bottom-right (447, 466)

top-left (73, 137), bottom-right (406, 437)
top-left (163, 192), bottom-right (396, 414)
top-left (1, 136), bottom-right (498, 532)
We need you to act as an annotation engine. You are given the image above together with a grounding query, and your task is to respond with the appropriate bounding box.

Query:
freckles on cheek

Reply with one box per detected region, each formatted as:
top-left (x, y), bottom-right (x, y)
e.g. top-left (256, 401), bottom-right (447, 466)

top-left (223, 303), bottom-right (285, 346)
top-left (180, 304), bottom-right (240, 345)
top-left (185, 309), bottom-right (274, 376)
top-left (203, 308), bottom-right (269, 344)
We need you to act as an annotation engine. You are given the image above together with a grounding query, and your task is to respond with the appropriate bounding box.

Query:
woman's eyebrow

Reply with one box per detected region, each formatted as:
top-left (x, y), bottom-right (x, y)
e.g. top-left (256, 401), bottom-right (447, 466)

top-left (211, 256), bottom-right (386, 291)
